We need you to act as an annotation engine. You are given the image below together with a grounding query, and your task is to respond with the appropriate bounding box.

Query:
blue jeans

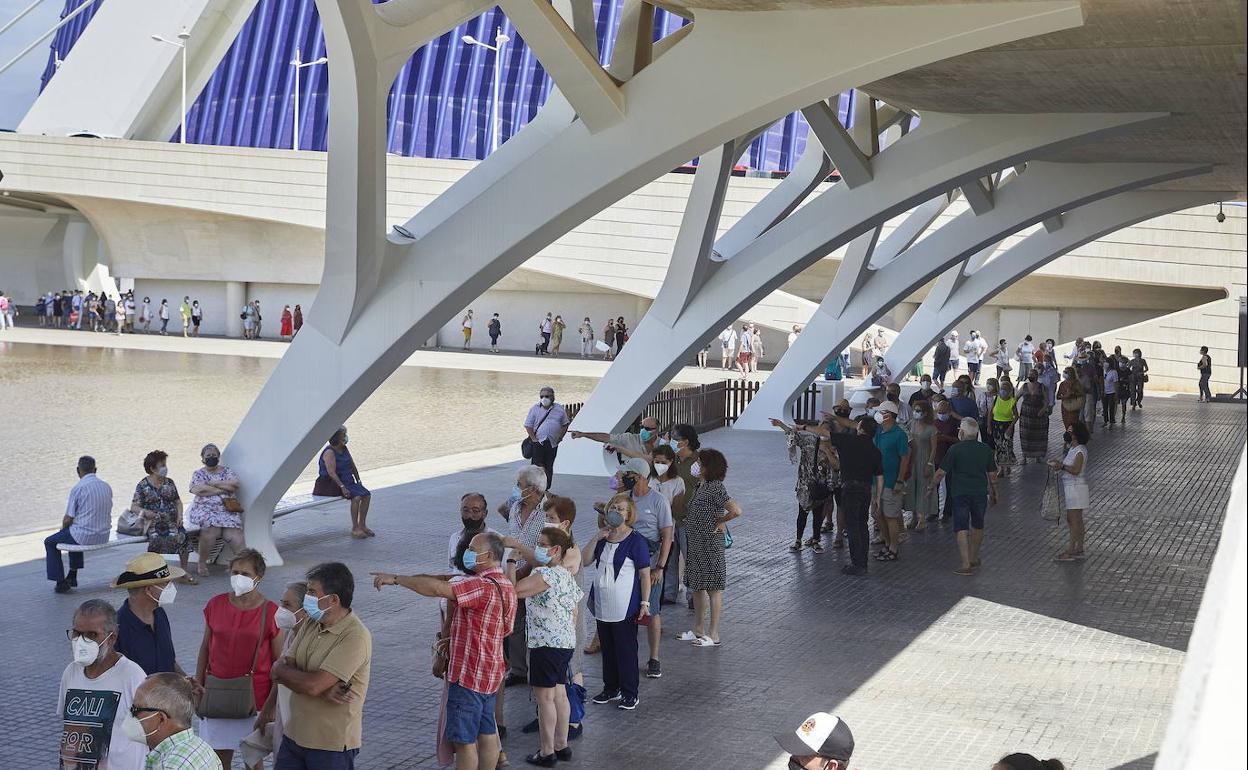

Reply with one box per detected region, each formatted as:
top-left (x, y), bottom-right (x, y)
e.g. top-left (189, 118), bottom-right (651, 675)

top-left (275, 736), bottom-right (358, 770)
top-left (661, 525), bottom-right (686, 604)
top-left (45, 529), bottom-right (82, 583)
top-left (952, 495), bottom-right (987, 533)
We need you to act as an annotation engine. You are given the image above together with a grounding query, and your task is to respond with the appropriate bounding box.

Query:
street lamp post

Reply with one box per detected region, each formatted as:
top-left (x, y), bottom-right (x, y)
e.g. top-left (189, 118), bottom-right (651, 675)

top-left (290, 47), bottom-right (328, 150)
top-left (461, 27), bottom-right (510, 154)
top-left (150, 27), bottom-right (191, 144)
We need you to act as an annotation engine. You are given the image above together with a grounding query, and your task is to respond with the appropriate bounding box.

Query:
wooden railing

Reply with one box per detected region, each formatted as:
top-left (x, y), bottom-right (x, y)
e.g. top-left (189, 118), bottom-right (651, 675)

top-left (564, 379), bottom-right (821, 431)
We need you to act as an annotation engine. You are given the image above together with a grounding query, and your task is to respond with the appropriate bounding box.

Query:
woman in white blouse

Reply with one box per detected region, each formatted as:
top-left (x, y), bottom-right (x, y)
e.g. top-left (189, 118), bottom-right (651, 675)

top-left (510, 526), bottom-right (583, 766)
top-left (1049, 422), bottom-right (1091, 562)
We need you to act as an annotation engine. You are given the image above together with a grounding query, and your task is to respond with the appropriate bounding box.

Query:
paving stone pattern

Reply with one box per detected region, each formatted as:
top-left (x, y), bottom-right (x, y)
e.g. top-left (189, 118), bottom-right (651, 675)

top-left (2, 398), bottom-right (1243, 769)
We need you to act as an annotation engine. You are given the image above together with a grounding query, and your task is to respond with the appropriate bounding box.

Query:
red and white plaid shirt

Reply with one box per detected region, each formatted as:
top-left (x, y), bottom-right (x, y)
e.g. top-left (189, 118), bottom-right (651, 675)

top-left (448, 567), bottom-right (517, 694)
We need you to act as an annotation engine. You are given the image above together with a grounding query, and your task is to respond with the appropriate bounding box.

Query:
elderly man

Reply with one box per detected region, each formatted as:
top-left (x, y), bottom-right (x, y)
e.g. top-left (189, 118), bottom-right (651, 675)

top-left (271, 562), bottom-right (372, 770)
top-left (884, 383), bottom-right (913, 427)
top-left (930, 418), bottom-right (999, 576)
top-left (497, 465), bottom-right (548, 685)
top-left (570, 414), bottom-right (661, 468)
top-left (871, 402), bottom-right (910, 562)
top-left (450, 492), bottom-right (495, 570)
top-left (113, 553), bottom-right (185, 676)
top-left (619, 457), bottom-right (673, 679)
top-left (129, 673), bottom-right (221, 768)
top-left (775, 712), bottom-right (855, 770)
top-left (372, 532), bottom-right (516, 770)
top-left (46, 455), bottom-right (113, 593)
top-left (59, 599), bottom-right (148, 770)
top-left (524, 386), bottom-right (571, 488)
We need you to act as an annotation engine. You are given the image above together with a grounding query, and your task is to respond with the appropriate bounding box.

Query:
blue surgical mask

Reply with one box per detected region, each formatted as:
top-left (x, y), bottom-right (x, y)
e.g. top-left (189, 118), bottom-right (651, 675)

top-left (533, 546), bottom-right (553, 565)
top-left (639, 428), bottom-right (654, 442)
top-left (605, 509), bottom-right (625, 528)
top-left (512, 485), bottom-right (524, 501)
top-left (462, 549), bottom-right (480, 571)
top-left (302, 594), bottom-right (328, 622)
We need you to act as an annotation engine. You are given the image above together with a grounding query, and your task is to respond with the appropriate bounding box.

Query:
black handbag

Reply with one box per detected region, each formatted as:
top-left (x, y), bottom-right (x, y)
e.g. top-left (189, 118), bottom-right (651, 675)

top-left (521, 407), bottom-right (554, 459)
top-left (806, 436), bottom-right (834, 504)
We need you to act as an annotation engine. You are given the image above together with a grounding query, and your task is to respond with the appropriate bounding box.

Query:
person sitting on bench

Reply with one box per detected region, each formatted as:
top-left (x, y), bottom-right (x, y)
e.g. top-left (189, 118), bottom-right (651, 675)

top-left (45, 455), bottom-right (113, 593)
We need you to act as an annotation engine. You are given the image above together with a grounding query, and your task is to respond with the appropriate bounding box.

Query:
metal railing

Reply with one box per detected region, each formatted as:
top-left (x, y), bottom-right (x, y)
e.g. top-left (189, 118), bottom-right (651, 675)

top-left (564, 379), bottom-right (821, 431)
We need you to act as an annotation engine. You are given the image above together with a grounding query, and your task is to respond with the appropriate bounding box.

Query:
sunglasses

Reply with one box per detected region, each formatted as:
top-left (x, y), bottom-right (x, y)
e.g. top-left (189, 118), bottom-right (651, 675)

top-left (129, 706), bottom-right (169, 718)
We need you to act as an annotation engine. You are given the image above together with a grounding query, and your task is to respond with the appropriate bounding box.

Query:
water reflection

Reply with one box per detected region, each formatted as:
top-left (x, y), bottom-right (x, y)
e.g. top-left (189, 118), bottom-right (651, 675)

top-left (0, 343), bottom-right (600, 537)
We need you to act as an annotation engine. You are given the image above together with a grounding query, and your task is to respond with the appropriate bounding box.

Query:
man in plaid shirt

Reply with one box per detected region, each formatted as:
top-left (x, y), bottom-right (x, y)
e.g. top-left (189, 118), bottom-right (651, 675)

top-left (372, 531), bottom-right (516, 770)
top-left (131, 672), bottom-right (222, 769)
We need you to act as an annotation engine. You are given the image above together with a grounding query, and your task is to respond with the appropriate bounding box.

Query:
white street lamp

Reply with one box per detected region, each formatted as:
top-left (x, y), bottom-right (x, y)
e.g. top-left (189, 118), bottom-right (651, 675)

top-left (461, 27), bottom-right (510, 154)
top-left (151, 27), bottom-right (191, 144)
top-left (290, 47), bottom-right (328, 150)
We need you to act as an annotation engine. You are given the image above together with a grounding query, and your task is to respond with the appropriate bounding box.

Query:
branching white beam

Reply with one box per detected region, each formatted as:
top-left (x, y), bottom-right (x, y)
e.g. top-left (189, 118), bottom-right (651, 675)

top-left (802, 100), bottom-right (872, 188)
top-left (961, 175), bottom-right (995, 214)
top-left (607, 0), bottom-right (654, 81)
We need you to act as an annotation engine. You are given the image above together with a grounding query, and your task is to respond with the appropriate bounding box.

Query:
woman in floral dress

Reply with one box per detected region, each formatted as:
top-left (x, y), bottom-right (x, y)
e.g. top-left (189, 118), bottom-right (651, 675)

top-left (131, 449), bottom-right (195, 583)
top-left (187, 443), bottom-right (244, 577)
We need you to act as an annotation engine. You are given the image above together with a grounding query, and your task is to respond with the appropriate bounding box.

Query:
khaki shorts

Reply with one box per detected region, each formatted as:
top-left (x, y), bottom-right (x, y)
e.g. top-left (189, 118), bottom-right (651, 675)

top-left (879, 488), bottom-right (904, 519)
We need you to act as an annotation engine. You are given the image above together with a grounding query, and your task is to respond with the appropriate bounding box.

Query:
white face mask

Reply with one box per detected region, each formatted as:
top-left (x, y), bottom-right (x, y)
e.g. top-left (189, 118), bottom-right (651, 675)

top-left (230, 574), bottom-right (257, 596)
top-left (121, 712), bottom-right (158, 745)
top-left (71, 633), bottom-right (108, 666)
top-left (150, 582), bottom-right (177, 607)
top-left (540, 396), bottom-right (553, 408)
top-left (274, 606), bottom-right (301, 630)
top-left (690, 461), bottom-right (702, 478)
top-left (654, 463), bottom-right (671, 477)
top-left (874, 412), bottom-right (887, 424)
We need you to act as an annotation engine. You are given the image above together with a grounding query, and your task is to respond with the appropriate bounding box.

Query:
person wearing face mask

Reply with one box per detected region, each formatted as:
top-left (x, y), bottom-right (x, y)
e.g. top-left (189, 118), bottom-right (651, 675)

top-left (932, 335), bottom-right (951, 386)
top-left (194, 549), bottom-right (280, 769)
top-left (127, 673), bottom-right (221, 769)
top-left (870, 402), bottom-right (910, 561)
top-left (114, 553), bottom-right (187, 677)
top-left (615, 456), bottom-right (673, 679)
top-left (272, 562), bottom-right (372, 769)
top-left (499, 465), bottom-right (550, 686)
top-left (884, 384), bottom-right (912, 426)
top-left (1056, 366), bottom-right (1086, 429)
top-left (583, 494), bottom-right (651, 707)
top-left (991, 380), bottom-right (1019, 476)
top-left (524, 386), bottom-right (571, 488)
top-left (908, 375), bottom-right (935, 407)
top-left (769, 417), bottom-right (838, 554)
top-left (570, 414), bottom-right (662, 465)
top-left (131, 450), bottom-right (194, 584)
top-left (904, 401), bottom-right (938, 532)
top-left (774, 711), bottom-right (855, 770)
top-left (504, 527), bottom-right (583, 766)
top-left (59, 599), bottom-right (148, 770)
top-left (662, 424), bottom-right (702, 606)
top-left (578, 317), bottom-right (595, 358)
top-left (247, 582), bottom-right (308, 769)
top-left (1049, 422), bottom-right (1092, 562)
top-left (452, 493), bottom-right (498, 570)
top-left (930, 418), bottom-right (999, 575)
top-left (963, 330), bottom-right (987, 385)
top-left (930, 399), bottom-right (960, 523)
top-left (372, 537), bottom-right (512, 770)
top-left (1017, 370), bottom-right (1050, 465)
top-left (1127, 347), bottom-right (1149, 409)
top-left (187, 443), bottom-right (244, 579)
top-left (678, 449), bottom-right (743, 645)
top-left (650, 445), bottom-right (688, 602)
top-left (1038, 358), bottom-right (1060, 410)
top-left (993, 339), bottom-right (1013, 381)
top-left (314, 426), bottom-right (373, 538)
top-left (46, 455), bottom-right (112, 593)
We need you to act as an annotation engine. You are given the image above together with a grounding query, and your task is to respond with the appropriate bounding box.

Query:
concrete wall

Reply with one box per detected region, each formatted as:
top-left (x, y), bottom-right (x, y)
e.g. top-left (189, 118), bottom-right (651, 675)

top-left (131, 279), bottom-right (318, 337)
top-left (0, 213), bottom-right (68, 301)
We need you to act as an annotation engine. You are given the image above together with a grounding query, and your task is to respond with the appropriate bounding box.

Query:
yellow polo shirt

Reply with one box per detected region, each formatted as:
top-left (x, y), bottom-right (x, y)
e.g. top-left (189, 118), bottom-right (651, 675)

top-left (284, 610), bottom-right (372, 752)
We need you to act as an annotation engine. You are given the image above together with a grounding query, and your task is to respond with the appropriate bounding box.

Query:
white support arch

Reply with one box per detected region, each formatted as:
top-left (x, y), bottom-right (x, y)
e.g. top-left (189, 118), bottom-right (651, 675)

top-left (731, 159), bottom-right (1209, 430)
top-left (882, 188), bottom-right (1229, 376)
top-left (221, 1), bottom-right (1090, 563)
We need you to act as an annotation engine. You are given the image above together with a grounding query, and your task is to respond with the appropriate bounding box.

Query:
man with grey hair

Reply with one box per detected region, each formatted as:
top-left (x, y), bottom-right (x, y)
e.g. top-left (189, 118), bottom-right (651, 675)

top-left (128, 673), bottom-right (220, 768)
top-left (59, 599), bottom-right (148, 770)
top-left (371, 532), bottom-right (516, 770)
top-left (929, 417), bottom-right (999, 576)
top-left (570, 414), bottom-right (662, 466)
top-left (497, 465), bottom-right (548, 684)
top-left (524, 386), bottom-right (570, 488)
top-left (46, 455), bottom-right (113, 592)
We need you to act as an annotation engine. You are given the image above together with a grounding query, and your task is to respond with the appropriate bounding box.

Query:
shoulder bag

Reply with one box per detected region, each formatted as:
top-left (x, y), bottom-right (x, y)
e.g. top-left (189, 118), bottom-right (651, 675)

top-left (197, 602), bottom-right (270, 719)
top-left (806, 436), bottom-right (834, 505)
top-left (521, 407), bottom-right (554, 460)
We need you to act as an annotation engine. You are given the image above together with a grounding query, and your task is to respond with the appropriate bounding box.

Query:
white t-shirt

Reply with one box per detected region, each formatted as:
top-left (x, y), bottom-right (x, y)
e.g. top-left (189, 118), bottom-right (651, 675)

top-left (1104, 369), bottom-right (1118, 395)
top-left (58, 656), bottom-right (147, 770)
top-left (787, 332), bottom-right (798, 348)
top-left (719, 329), bottom-right (737, 348)
top-left (1017, 341), bottom-right (1036, 364)
top-left (962, 339), bottom-right (981, 363)
top-left (1061, 445), bottom-right (1090, 492)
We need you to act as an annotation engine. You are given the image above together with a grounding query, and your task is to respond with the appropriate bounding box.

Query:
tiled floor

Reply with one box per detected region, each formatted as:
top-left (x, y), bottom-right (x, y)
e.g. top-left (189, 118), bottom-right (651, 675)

top-left (7, 397), bottom-right (1243, 769)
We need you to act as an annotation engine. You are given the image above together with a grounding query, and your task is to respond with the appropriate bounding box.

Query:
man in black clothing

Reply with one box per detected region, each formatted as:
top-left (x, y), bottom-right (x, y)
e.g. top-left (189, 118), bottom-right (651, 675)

top-left (801, 416), bottom-right (884, 575)
top-left (933, 338), bottom-right (952, 386)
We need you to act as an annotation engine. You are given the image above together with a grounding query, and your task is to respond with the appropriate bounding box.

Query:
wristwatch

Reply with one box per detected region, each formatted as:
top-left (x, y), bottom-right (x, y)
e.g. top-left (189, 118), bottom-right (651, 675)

top-left (506, 558), bottom-right (518, 564)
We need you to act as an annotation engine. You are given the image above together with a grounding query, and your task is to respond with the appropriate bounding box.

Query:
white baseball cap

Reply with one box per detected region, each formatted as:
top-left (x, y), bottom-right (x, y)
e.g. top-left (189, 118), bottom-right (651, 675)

top-left (775, 712), bottom-right (854, 762)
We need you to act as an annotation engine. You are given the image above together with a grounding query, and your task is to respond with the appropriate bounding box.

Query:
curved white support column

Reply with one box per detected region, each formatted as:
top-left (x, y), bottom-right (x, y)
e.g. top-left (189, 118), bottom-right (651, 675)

top-left (882, 188), bottom-right (1228, 376)
top-left (555, 109), bottom-right (1169, 475)
top-left (732, 159), bottom-right (1208, 430)
top-left (62, 220), bottom-right (89, 291)
top-left (225, 1), bottom-right (1088, 562)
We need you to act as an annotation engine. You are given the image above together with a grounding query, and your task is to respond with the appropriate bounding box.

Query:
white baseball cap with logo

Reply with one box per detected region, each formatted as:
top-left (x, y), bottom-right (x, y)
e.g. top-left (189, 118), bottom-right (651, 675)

top-left (774, 712), bottom-right (855, 763)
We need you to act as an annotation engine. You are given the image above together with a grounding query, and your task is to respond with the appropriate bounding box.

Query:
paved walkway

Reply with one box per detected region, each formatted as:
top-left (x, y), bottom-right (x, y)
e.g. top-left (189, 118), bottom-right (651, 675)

top-left (4, 398), bottom-right (1243, 769)
top-left (0, 326), bottom-right (752, 385)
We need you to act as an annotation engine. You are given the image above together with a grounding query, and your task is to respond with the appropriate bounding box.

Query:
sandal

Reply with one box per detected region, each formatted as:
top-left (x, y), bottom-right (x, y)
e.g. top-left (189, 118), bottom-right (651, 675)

top-left (873, 549), bottom-right (898, 562)
top-left (1054, 551), bottom-right (1076, 562)
top-left (953, 567), bottom-right (974, 576)
top-left (788, 540), bottom-right (803, 552)
top-left (831, 538), bottom-right (844, 549)
top-left (692, 636), bottom-right (721, 647)
top-left (675, 631), bottom-right (699, 641)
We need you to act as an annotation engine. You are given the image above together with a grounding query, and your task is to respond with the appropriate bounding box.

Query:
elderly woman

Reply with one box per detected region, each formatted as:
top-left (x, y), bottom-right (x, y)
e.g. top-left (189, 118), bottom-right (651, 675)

top-left (678, 448), bottom-right (742, 648)
top-left (314, 426), bottom-right (372, 538)
top-left (253, 581), bottom-right (307, 766)
top-left (550, 315), bottom-right (566, 357)
top-left (187, 443), bottom-right (243, 578)
top-left (1056, 366), bottom-right (1085, 429)
top-left (905, 401), bottom-right (938, 531)
top-left (768, 417), bottom-right (836, 553)
top-left (1017, 371), bottom-right (1050, 465)
top-left (1038, 359), bottom-right (1060, 409)
top-left (132, 450), bottom-right (194, 583)
top-left (497, 464), bottom-right (549, 685)
top-left (510, 526), bottom-right (583, 766)
top-left (584, 494), bottom-right (650, 711)
top-left (1050, 422), bottom-right (1092, 562)
top-left (195, 548), bottom-right (280, 769)
top-left (990, 378), bottom-right (1019, 476)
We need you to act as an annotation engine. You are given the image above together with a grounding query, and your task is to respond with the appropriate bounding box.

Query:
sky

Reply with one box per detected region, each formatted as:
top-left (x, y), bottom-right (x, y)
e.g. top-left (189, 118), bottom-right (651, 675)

top-left (0, 0), bottom-right (63, 129)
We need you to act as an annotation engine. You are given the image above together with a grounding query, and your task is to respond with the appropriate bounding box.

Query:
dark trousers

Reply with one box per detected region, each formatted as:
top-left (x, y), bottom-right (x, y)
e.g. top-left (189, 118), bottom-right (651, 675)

top-left (530, 440), bottom-right (557, 489)
top-left (968, 361), bottom-right (981, 383)
top-left (796, 505), bottom-right (825, 541)
top-left (661, 524), bottom-right (686, 604)
top-left (596, 619), bottom-right (639, 699)
top-left (276, 736), bottom-right (358, 770)
top-left (1133, 379), bottom-right (1145, 406)
top-left (841, 481), bottom-right (872, 569)
top-left (934, 364), bottom-right (948, 385)
top-left (1198, 372), bottom-right (1212, 401)
top-left (1102, 393), bottom-right (1118, 423)
top-left (45, 529), bottom-right (82, 583)
top-left (507, 598), bottom-right (529, 677)
top-left (539, 332), bottom-right (551, 354)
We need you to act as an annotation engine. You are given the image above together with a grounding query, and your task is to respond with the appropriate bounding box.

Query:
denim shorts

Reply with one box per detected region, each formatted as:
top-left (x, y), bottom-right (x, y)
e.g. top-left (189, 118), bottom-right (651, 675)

top-left (952, 495), bottom-right (987, 532)
top-left (646, 544), bottom-right (664, 614)
top-left (445, 682), bottom-right (498, 745)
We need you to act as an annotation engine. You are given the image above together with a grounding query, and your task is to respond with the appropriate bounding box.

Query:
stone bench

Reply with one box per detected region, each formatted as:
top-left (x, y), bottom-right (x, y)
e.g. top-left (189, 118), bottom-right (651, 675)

top-left (56, 494), bottom-right (341, 562)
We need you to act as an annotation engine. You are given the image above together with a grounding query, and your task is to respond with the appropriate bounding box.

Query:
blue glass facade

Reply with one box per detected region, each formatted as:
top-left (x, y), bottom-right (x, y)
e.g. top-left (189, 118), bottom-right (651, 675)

top-left (43, 0), bottom-right (850, 171)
